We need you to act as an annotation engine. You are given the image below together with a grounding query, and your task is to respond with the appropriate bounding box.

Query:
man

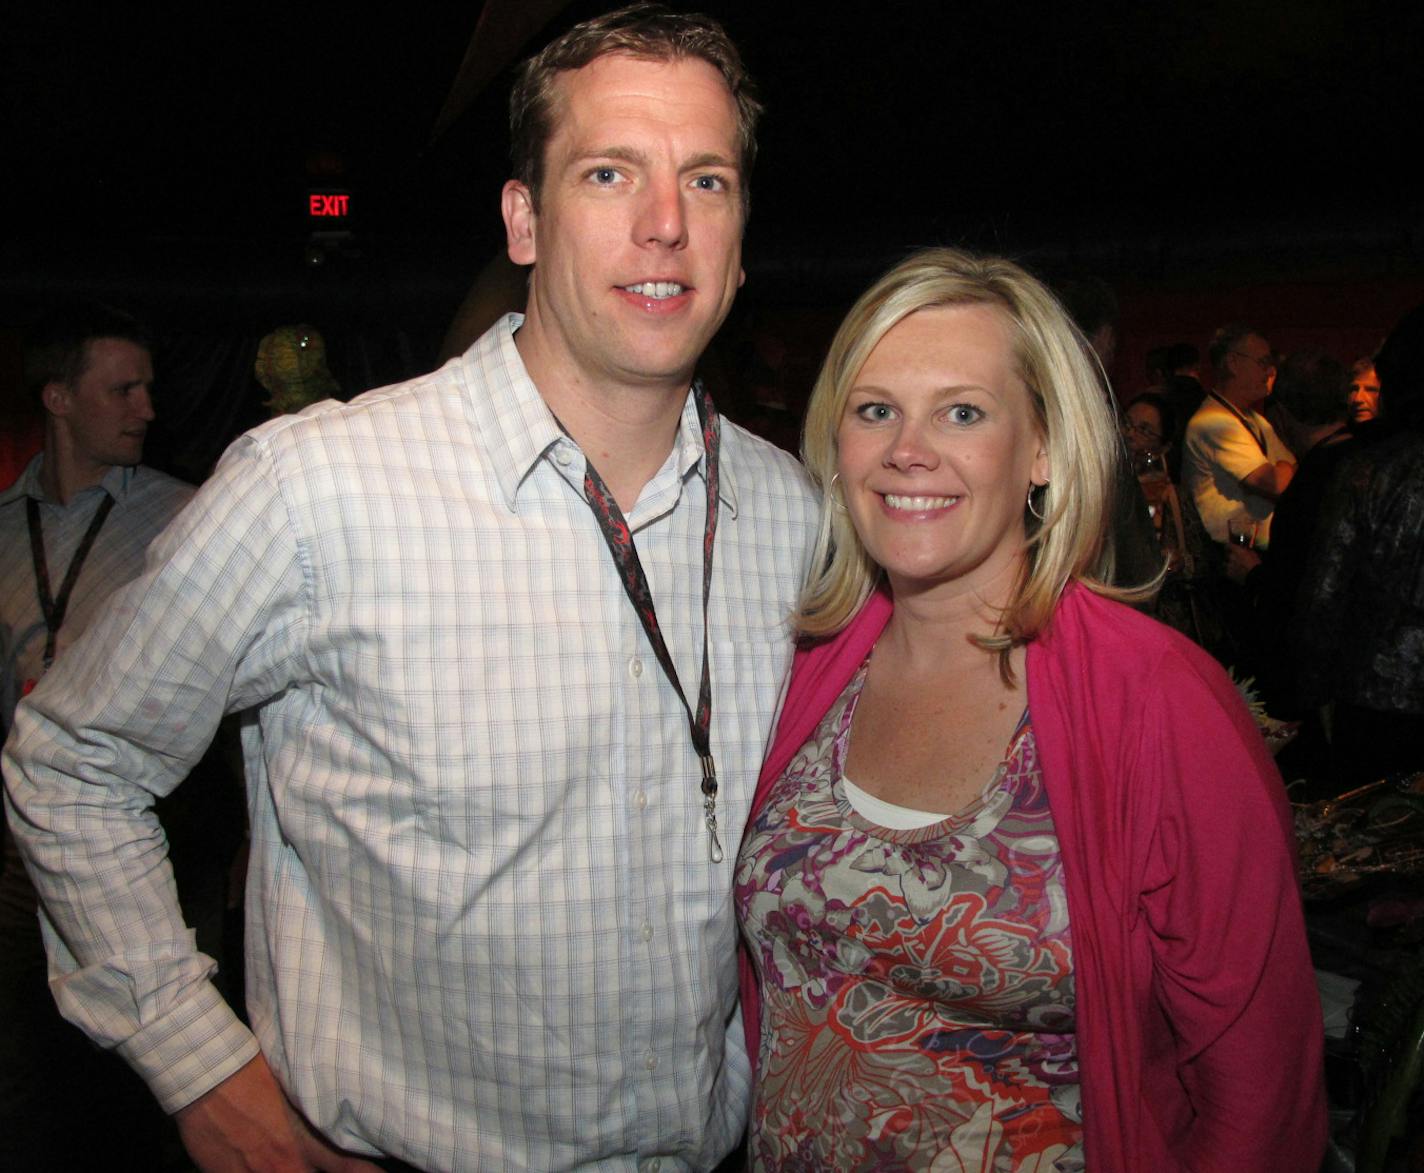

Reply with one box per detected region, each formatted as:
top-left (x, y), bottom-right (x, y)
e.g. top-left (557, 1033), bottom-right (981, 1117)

top-left (1346, 355), bottom-right (1381, 427)
top-left (1184, 323), bottom-right (1295, 548)
top-left (0, 304), bottom-right (196, 1169)
top-left (1226, 351), bottom-right (1355, 723)
top-left (1296, 305), bottom-right (1424, 786)
top-left (5, 7), bottom-right (816, 1172)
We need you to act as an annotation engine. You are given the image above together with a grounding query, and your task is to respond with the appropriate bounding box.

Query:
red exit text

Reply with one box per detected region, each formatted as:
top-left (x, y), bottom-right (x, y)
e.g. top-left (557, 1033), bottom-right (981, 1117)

top-left (309, 193), bottom-right (350, 217)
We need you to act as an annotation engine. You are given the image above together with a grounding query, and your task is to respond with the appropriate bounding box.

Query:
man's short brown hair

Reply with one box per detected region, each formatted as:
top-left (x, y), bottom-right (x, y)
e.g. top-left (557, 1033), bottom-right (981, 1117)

top-left (509, 3), bottom-right (761, 209)
top-left (23, 302), bottom-right (151, 406)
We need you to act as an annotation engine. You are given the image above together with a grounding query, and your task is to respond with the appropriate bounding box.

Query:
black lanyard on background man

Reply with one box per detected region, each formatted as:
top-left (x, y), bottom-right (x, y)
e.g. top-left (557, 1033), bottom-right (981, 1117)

top-left (562, 384), bottom-right (725, 863)
top-left (27, 492), bottom-right (114, 676)
top-left (1207, 392), bottom-right (1269, 457)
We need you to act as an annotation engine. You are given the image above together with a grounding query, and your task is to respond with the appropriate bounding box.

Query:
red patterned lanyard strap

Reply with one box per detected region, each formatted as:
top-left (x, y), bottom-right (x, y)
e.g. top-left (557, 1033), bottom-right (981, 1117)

top-left (565, 384), bottom-right (725, 863)
top-left (27, 491), bottom-right (115, 673)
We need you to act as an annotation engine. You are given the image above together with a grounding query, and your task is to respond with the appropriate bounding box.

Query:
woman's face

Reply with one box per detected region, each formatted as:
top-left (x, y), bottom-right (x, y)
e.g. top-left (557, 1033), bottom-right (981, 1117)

top-left (1348, 366), bottom-right (1381, 424)
top-left (1124, 400), bottom-right (1167, 456)
top-left (836, 304), bottom-right (1048, 604)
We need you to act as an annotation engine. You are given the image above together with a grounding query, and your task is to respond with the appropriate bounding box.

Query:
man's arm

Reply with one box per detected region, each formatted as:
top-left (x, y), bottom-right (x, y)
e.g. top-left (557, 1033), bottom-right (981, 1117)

top-left (2, 431), bottom-right (308, 1115)
top-left (1239, 458), bottom-right (1295, 503)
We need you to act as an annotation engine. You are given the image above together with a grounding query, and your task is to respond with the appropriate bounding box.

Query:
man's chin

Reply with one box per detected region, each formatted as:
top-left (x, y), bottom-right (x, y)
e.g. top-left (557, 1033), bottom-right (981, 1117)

top-left (108, 445), bottom-right (146, 468)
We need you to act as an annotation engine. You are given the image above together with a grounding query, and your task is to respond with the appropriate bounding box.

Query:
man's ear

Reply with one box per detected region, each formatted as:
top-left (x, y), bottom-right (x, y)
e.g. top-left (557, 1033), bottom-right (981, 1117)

top-left (502, 180), bottom-right (537, 266)
top-left (41, 381), bottom-right (72, 418)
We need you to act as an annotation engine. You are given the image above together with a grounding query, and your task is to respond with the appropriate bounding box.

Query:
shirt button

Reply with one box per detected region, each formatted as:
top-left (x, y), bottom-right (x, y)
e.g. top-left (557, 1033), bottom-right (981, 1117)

top-left (644, 1051), bottom-right (659, 1071)
top-left (554, 445), bottom-right (572, 467)
top-left (628, 657), bottom-right (644, 679)
top-left (640, 922), bottom-right (653, 942)
top-left (634, 790), bottom-right (648, 810)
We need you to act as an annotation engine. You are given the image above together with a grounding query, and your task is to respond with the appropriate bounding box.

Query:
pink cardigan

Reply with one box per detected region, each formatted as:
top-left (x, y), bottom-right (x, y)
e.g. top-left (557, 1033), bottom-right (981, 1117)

top-left (739, 583), bottom-right (1326, 1172)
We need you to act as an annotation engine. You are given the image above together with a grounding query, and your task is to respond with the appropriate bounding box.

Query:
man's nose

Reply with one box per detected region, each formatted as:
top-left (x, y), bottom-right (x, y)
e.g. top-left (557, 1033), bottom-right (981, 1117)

top-left (634, 174), bottom-right (688, 249)
top-left (131, 386), bottom-right (155, 421)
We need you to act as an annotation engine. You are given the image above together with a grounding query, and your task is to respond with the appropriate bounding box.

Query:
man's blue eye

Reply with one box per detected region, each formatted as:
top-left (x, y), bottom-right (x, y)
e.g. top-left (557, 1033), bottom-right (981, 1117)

top-left (593, 168), bottom-right (618, 184)
top-left (693, 175), bottom-right (724, 192)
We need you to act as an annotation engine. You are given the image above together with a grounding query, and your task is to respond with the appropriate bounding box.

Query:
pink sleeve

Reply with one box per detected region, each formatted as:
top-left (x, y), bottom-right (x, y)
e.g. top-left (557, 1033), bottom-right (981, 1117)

top-left (1029, 587), bottom-right (1326, 1171)
top-left (1139, 649), bottom-right (1327, 1171)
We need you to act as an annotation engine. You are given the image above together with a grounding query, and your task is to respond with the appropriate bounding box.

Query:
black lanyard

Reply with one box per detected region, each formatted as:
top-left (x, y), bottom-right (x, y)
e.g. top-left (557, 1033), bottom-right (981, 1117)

top-left (1208, 392), bottom-right (1269, 458)
top-left (27, 492), bottom-right (115, 672)
top-left (562, 385), bottom-right (724, 863)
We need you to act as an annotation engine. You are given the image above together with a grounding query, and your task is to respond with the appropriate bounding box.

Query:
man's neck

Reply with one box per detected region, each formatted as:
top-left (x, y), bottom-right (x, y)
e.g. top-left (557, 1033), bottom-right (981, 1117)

top-left (38, 438), bottom-right (111, 507)
top-left (1215, 384), bottom-right (1260, 414)
top-left (514, 332), bottom-right (690, 513)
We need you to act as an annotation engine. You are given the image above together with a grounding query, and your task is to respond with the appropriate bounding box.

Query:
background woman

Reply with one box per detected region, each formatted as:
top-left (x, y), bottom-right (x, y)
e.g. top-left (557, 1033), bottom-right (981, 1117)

top-left (735, 248), bottom-right (1325, 1172)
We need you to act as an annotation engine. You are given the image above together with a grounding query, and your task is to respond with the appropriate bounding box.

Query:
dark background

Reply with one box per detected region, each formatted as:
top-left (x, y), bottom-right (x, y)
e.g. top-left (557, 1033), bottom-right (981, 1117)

top-left (4, 0), bottom-right (1422, 473)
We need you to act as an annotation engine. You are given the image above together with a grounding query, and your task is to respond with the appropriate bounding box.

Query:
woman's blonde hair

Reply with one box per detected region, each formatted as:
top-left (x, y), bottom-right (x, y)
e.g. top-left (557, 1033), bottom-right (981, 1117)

top-left (796, 247), bottom-right (1157, 660)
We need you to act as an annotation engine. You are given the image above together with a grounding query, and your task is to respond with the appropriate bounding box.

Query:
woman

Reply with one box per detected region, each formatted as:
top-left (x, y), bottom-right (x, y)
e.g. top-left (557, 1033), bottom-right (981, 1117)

top-left (1122, 392), bottom-right (1182, 541)
top-left (1122, 391), bottom-right (1226, 656)
top-left (734, 249), bottom-right (1325, 1172)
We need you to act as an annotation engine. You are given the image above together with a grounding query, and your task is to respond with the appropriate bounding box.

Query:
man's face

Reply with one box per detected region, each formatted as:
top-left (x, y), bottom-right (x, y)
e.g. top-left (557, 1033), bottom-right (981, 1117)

top-left (502, 53), bottom-right (745, 395)
top-left (1224, 334), bottom-right (1275, 405)
top-left (48, 337), bottom-right (155, 473)
top-left (1348, 366), bottom-right (1381, 424)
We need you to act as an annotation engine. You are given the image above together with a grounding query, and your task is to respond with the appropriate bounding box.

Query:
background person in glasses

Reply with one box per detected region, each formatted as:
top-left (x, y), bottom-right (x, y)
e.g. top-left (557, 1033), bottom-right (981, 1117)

top-left (1183, 323), bottom-right (1296, 551)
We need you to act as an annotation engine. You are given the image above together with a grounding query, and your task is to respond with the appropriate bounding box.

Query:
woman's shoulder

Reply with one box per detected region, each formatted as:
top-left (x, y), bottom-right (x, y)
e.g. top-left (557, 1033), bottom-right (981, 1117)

top-left (1045, 583), bottom-right (1217, 664)
top-left (1031, 583), bottom-right (1242, 717)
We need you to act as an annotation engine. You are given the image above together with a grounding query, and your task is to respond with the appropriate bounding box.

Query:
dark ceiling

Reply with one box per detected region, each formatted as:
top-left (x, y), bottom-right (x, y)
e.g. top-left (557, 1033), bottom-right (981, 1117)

top-left (4, 0), bottom-right (1422, 324)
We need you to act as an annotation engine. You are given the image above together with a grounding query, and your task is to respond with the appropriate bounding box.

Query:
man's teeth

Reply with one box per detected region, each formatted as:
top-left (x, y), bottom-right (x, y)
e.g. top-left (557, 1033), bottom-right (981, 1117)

top-left (624, 282), bottom-right (684, 299)
top-left (884, 494), bottom-right (959, 511)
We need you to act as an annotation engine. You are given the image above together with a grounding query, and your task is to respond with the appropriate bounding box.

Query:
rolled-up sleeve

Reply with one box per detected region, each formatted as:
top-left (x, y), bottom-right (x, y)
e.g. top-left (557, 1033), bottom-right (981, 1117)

top-left (3, 431), bottom-right (308, 1112)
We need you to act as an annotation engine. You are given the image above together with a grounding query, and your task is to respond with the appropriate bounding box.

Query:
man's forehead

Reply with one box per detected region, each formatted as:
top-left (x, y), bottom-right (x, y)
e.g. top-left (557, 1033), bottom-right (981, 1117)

top-left (79, 336), bottom-right (152, 381)
top-left (545, 53), bottom-right (738, 156)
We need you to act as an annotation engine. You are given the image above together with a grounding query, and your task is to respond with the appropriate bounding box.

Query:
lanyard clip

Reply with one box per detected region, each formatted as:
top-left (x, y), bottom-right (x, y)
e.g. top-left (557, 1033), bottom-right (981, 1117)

top-left (700, 755), bottom-right (724, 864)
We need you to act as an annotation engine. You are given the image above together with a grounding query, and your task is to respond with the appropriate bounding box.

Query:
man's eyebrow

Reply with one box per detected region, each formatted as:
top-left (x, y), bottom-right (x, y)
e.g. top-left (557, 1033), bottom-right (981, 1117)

top-left (570, 145), bottom-right (648, 168)
top-left (681, 151), bottom-right (738, 174)
top-left (566, 146), bottom-right (739, 174)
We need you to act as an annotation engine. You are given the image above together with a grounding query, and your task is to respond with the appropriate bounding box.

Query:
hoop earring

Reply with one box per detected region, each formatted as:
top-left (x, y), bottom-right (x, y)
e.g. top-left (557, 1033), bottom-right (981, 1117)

top-left (829, 473), bottom-right (849, 513)
top-left (1027, 483), bottom-right (1047, 522)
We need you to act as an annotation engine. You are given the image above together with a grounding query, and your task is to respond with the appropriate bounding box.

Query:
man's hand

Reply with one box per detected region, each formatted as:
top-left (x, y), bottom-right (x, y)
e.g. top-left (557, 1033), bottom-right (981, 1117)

top-left (1225, 543), bottom-right (1262, 584)
top-left (174, 1053), bottom-right (383, 1172)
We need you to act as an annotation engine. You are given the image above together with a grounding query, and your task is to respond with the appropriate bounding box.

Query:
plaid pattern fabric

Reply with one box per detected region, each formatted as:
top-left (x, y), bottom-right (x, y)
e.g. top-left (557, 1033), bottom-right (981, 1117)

top-left (4, 316), bottom-right (817, 1171)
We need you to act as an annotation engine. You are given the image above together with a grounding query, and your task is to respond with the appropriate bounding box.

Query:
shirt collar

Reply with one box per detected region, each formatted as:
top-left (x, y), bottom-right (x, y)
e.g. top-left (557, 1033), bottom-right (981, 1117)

top-left (0, 454), bottom-right (136, 507)
top-left (460, 313), bottom-right (738, 518)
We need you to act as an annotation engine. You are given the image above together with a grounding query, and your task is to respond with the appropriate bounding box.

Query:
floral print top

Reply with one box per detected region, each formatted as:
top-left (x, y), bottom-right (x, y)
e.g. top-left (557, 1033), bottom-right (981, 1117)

top-left (735, 664), bottom-right (1084, 1172)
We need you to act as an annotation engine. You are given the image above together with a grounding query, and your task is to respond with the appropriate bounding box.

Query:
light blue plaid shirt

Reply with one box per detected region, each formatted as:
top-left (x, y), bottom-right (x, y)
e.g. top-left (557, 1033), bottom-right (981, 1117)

top-left (5, 316), bottom-right (817, 1171)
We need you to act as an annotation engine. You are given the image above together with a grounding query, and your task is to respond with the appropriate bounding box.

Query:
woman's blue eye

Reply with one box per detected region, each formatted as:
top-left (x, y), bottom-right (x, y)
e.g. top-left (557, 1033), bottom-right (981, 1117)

top-left (856, 403), bottom-right (894, 422)
top-left (947, 404), bottom-right (984, 425)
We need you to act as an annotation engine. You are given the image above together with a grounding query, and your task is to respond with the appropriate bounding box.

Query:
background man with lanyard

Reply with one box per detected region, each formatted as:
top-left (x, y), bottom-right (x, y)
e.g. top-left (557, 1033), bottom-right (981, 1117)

top-left (0, 303), bottom-right (199, 1170)
top-left (1185, 322), bottom-right (1296, 549)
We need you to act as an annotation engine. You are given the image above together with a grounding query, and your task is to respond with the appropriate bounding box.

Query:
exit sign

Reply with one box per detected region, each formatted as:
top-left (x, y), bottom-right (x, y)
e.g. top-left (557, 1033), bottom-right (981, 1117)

top-left (308, 191), bottom-right (351, 219)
